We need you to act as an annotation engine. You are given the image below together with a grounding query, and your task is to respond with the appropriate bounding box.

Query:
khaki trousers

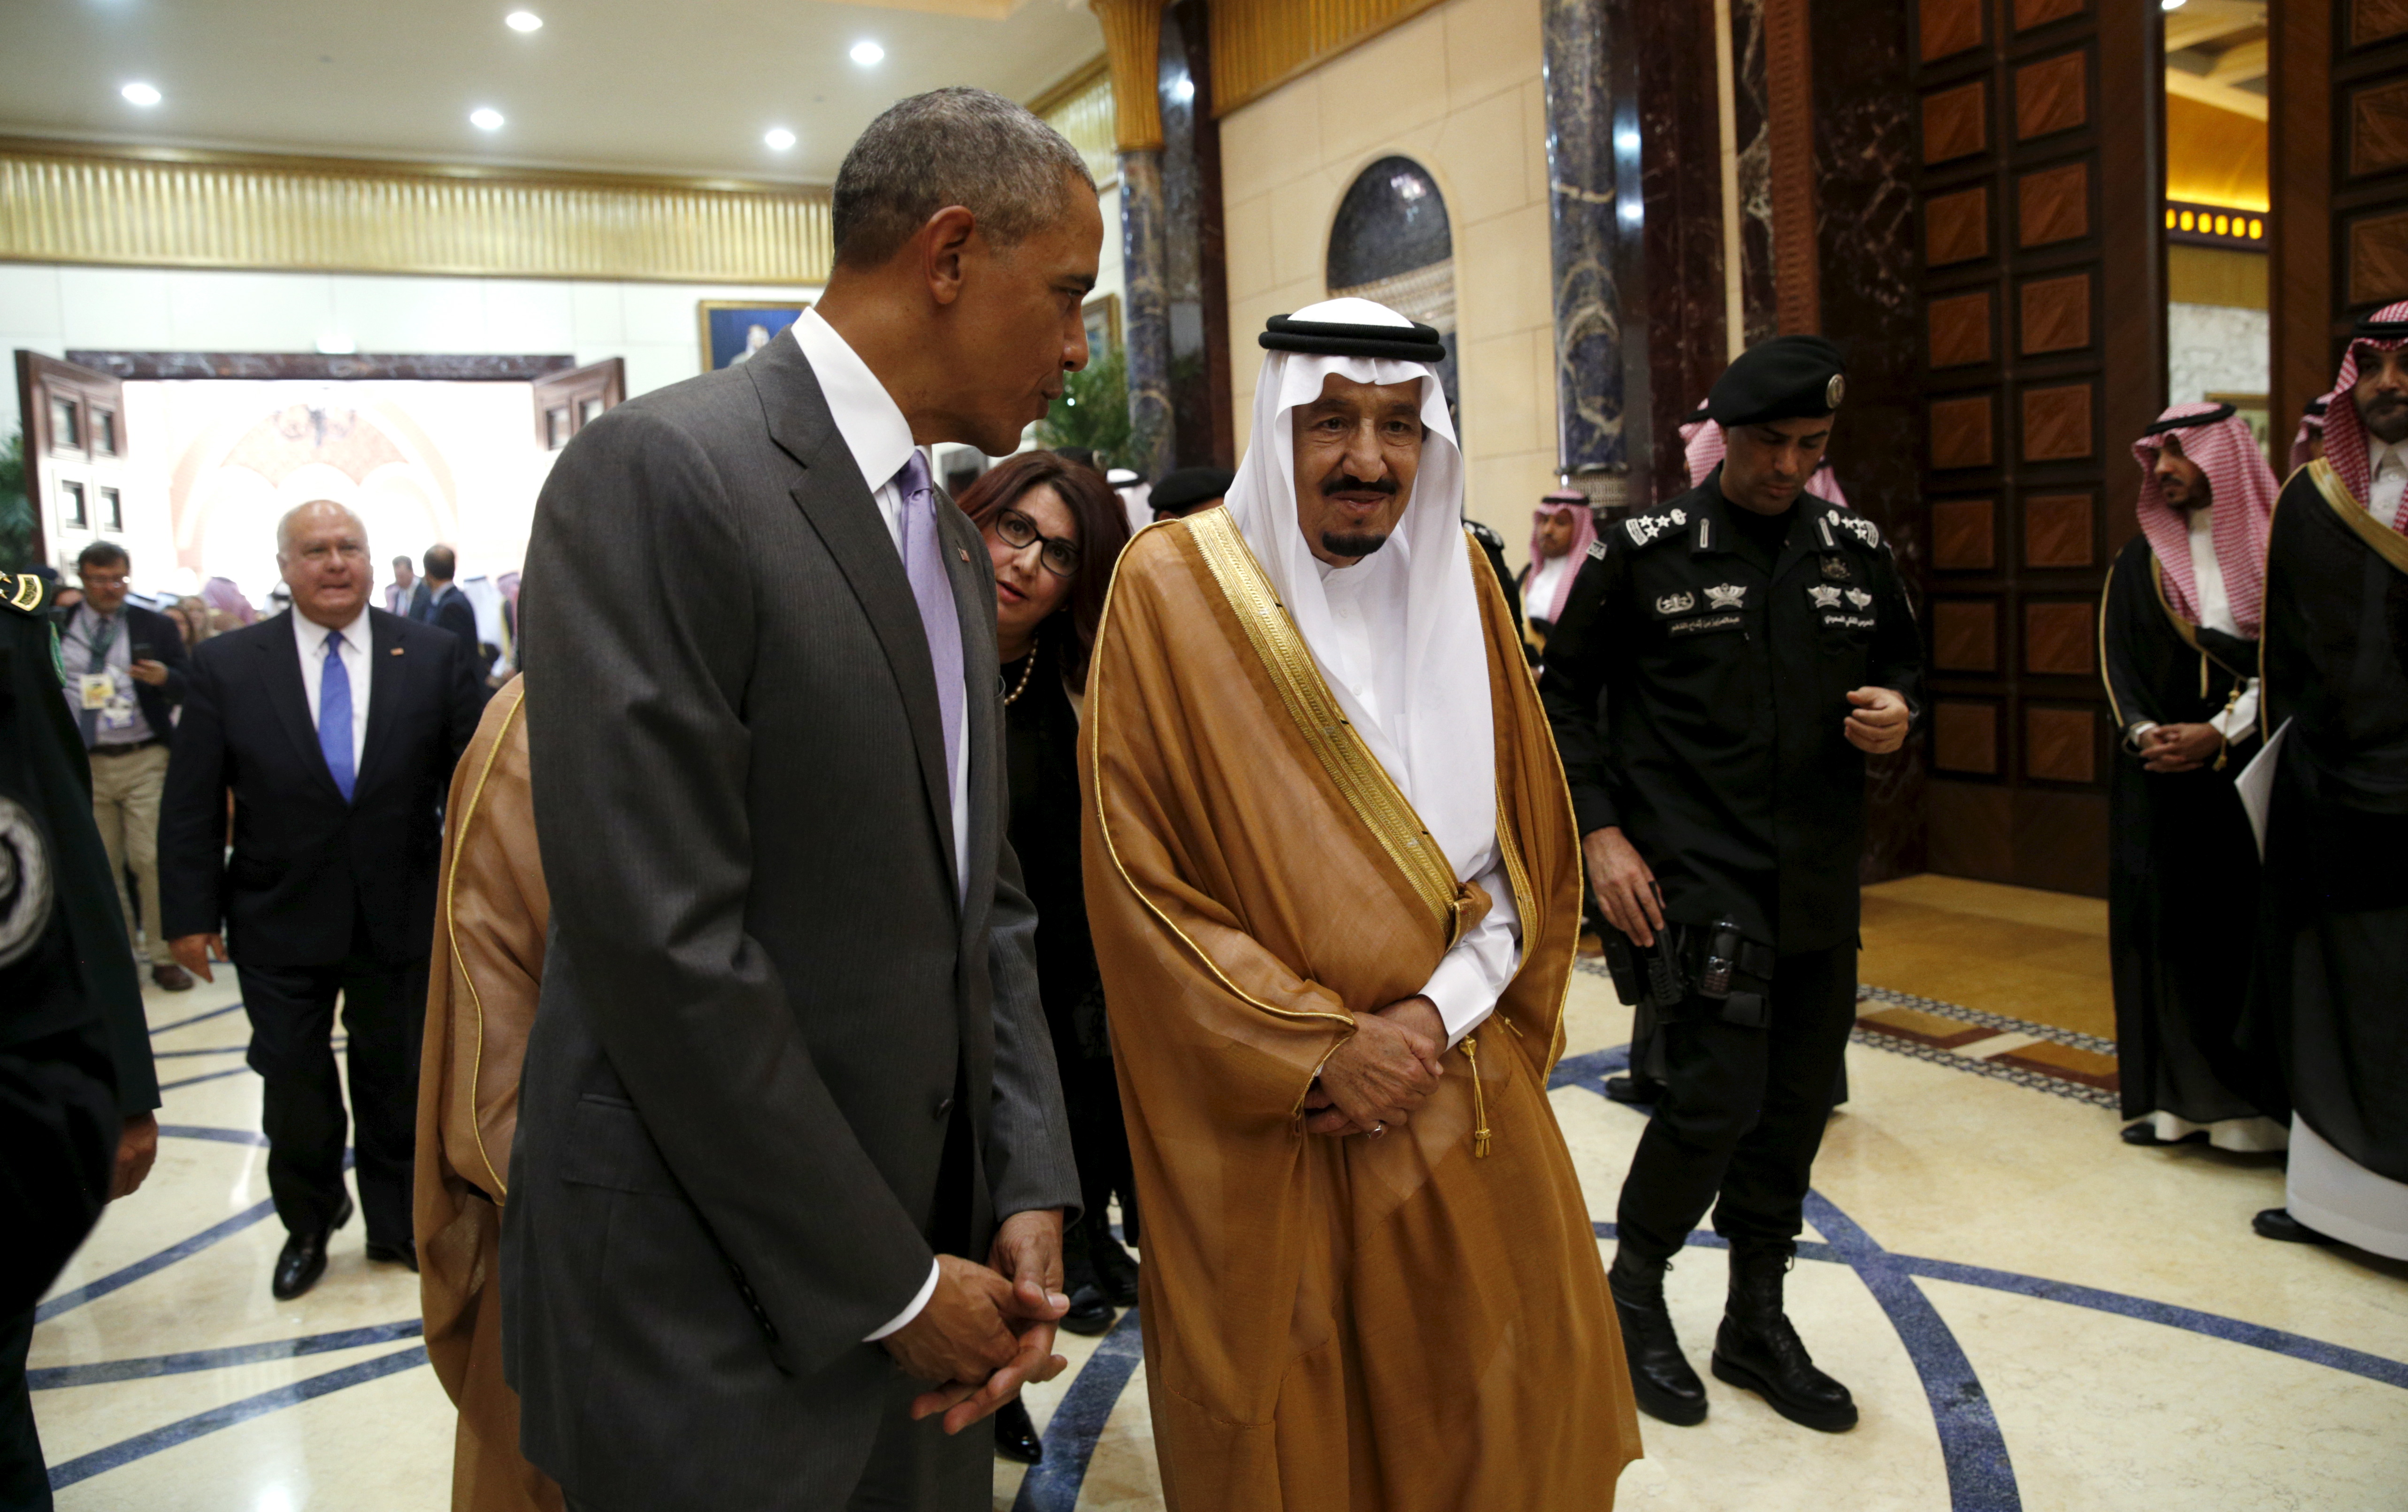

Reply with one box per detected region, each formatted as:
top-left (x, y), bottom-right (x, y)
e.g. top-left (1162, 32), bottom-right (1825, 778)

top-left (88, 741), bottom-right (171, 966)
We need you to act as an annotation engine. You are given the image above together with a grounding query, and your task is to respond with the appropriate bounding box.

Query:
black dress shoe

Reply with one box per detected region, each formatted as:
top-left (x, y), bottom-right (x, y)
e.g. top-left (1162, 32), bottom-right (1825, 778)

top-left (1089, 1229), bottom-right (1140, 1308)
top-left (1607, 1259), bottom-right (1707, 1426)
top-left (271, 1195), bottom-right (354, 1301)
top-left (2253, 1208), bottom-right (2334, 1244)
top-left (1058, 1283), bottom-right (1115, 1337)
top-left (365, 1238), bottom-right (418, 1272)
top-left (1604, 1074), bottom-right (1663, 1106)
top-left (2122, 1121), bottom-right (2209, 1147)
top-left (993, 1398), bottom-right (1043, 1465)
top-left (1710, 1247), bottom-right (1857, 1433)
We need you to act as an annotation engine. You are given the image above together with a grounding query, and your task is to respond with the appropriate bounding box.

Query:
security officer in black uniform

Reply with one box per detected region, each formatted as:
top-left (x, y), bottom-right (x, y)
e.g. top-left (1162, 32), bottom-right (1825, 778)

top-left (0, 568), bottom-right (161, 1509)
top-left (1540, 336), bottom-right (1923, 1434)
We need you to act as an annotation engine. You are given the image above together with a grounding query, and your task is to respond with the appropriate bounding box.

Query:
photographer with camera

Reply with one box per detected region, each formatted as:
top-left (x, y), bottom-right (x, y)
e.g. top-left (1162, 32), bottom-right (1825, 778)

top-left (1539, 338), bottom-right (1923, 1436)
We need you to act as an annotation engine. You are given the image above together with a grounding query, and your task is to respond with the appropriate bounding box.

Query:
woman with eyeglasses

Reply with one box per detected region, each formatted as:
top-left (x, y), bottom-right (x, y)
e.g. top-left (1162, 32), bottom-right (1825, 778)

top-left (953, 450), bottom-right (1134, 1467)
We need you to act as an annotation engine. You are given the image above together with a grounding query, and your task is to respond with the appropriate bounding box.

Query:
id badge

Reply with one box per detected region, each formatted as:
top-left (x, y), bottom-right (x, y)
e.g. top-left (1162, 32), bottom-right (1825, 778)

top-left (79, 673), bottom-right (114, 710)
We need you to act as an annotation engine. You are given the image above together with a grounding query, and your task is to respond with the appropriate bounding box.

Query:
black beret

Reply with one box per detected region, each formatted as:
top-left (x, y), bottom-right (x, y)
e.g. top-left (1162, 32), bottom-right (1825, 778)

top-left (1151, 466), bottom-right (1235, 515)
top-left (1706, 335), bottom-right (1848, 426)
top-left (1260, 314), bottom-right (1446, 363)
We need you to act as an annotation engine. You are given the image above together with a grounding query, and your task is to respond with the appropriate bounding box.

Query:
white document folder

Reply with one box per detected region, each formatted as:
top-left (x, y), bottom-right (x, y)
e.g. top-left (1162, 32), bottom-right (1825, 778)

top-left (2236, 718), bottom-right (2290, 860)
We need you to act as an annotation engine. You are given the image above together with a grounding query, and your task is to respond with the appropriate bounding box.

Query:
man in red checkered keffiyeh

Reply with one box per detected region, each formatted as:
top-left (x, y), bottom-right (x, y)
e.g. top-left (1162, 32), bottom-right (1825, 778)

top-left (2239, 301), bottom-right (2408, 1259)
top-left (2100, 403), bottom-right (2284, 1157)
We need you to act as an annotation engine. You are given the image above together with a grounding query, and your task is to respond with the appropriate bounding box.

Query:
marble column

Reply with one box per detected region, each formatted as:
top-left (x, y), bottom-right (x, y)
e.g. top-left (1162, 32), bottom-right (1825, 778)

top-left (1118, 150), bottom-right (1175, 480)
top-left (1543, 0), bottom-right (1648, 509)
top-left (1094, 0), bottom-right (1175, 482)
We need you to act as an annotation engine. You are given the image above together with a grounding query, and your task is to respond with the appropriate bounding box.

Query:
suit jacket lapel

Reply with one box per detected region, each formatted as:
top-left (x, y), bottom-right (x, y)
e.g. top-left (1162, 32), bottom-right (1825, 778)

top-left (353, 610), bottom-right (404, 799)
top-left (262, 619), bottom-right (345, 802)
top-left (752, 342), bottom-right (959, 901)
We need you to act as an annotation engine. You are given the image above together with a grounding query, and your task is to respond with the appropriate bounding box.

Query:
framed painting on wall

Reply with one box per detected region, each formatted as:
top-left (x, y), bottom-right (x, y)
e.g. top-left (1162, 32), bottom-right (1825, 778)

top-left (698, 301), bottom-right (810, 371)
top-left (1083, 293), bottom-right (1121, 358)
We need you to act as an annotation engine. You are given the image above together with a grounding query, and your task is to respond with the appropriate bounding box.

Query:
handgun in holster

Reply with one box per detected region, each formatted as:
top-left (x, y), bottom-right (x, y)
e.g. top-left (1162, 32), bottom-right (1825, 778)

top-left (1604, 915), bottom-right (1775, 1028)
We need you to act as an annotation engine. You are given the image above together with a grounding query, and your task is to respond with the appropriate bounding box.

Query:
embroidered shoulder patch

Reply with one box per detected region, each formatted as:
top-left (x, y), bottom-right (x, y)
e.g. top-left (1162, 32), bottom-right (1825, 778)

top-left (1624, 508), bottom-right (1688, 548)
top-left (1587, 538), bottom-right (1609, 562)
top-left (1832, 513), bottom-right (1882, 549)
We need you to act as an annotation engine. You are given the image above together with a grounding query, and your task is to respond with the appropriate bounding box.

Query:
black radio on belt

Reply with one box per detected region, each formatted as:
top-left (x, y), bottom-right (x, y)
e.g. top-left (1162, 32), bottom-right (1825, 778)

top-left (1601, 926), bottom-right (1687, 1010)
top-left (1697, 916), bottom-right (1744, 999)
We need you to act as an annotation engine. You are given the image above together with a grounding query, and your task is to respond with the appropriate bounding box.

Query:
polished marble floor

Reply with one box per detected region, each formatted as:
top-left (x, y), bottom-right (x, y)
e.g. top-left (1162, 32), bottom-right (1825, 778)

top-left (29, 883), bottom-right (2408, 1511)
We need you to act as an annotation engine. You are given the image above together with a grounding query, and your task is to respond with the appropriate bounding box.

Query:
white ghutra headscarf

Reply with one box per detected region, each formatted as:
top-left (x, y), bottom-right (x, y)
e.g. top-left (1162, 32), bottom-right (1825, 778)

top-left (1221, 297), bottom-right (1498, 890)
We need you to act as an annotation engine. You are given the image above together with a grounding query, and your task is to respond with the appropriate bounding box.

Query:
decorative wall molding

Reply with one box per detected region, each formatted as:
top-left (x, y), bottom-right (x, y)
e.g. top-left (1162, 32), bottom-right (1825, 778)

top-left (64, 352), bottom-right (574, 382)
top-left (0, 138), bottom-right (831, 284)
top-left (1029, 55), bottom-right (1119, 187)
top-left (1209, 0), bottom-right (1451, 118)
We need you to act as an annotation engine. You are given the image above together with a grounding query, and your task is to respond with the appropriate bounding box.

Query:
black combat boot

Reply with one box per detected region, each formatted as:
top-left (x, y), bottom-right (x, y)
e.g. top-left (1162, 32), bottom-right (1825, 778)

top-left (1607, 1248), bottom-right (1708, 1426)
top-left (1711, 1244), bottom-right (1858, 1432)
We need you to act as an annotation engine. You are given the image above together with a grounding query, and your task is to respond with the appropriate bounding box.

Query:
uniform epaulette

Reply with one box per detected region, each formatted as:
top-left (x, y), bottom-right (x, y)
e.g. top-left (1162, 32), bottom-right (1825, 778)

top-left (1620, 506), bottom-right (1690, 550)
top-left (1815, 506), bottom-right (1882, 551)
top-left (1466, 518), bottom-right (1506, 549)
top-left (0, 573), bottom-right (51, 617)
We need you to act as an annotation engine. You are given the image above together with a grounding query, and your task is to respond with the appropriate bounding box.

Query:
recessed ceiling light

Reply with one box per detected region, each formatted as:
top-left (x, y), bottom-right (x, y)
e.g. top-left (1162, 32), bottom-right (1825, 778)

top-left (506, 10), bottom-right (543, 31)
top-left (2160, 0), bottom-right (2186, 9)
top-left (764, 127), bottom-right (796, 151)
top-left (470, 107), bottom-right (506, 131)
top-left (850, 40), bottom-right (884, 67)
top-left (121, 82), bottom-right (161, 107)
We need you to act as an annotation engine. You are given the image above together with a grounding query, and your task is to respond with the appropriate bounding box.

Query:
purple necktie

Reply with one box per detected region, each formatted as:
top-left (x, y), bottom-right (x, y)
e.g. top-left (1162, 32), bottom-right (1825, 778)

top-left (894, 451), bottom-right (964, 889)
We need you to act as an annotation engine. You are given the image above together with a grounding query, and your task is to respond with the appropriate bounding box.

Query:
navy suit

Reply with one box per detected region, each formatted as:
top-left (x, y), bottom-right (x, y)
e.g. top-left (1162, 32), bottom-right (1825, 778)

top-left (411, 581), bottom-right (483, 668)
top-left (159, 607), bottom-right (483, 1243)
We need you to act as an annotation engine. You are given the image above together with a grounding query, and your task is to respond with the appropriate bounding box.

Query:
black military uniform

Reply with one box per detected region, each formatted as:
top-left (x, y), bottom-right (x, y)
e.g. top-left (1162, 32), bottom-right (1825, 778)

top-left (1540, 337), bottom-right (1923, 1434)
top-left (0, 569), bottom-right (159, 1509)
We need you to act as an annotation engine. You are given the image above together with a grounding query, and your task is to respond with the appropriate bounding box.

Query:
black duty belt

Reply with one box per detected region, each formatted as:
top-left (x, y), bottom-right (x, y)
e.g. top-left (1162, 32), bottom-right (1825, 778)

top-left (88, 737), bottom-right (168, 758)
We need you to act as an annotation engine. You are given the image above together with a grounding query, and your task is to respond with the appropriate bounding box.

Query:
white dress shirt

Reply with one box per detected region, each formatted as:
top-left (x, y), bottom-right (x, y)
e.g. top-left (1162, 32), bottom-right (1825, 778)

top-left (291, 604), bottom-right (372, 772)
top-left (1318, 558), bottom-right (1522, 1048)
top-left (2370, 437), bottom-right (2408, 523)
top-left (1523, 553), bottom-right (1575, 623)
top-left (790, 310), bottom-right (971, 1344)
top-left (2184, 507), bottom-right (2258, 741)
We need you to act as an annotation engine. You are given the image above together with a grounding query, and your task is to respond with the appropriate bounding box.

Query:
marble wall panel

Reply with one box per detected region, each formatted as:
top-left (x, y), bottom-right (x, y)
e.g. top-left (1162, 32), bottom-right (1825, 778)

top-left (1812, 0), bottom-right (1924, 880)
top-left (1635, 0), bottom-right (1730, 494)
top-left (1731, 0), bottom-right (1781, 348)
top-left (2167, 301), bottom-right (2270, 407)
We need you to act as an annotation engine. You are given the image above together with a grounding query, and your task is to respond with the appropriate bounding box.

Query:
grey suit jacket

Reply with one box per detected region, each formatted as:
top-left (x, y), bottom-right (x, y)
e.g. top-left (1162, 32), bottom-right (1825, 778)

top-left (501, 333), bottom-right (1080, 1507)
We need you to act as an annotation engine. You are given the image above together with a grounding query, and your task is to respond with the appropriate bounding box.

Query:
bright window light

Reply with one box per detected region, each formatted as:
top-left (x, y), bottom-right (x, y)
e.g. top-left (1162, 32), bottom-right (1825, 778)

top-left (506, 11), bottom-right (543, 31)
top-left (121, 82), bottom-right (161, 107)
top-left (2160, 0), bottom-right (2186, 10)
top-left (470, 107), bottom-right (506, 131)
top-left (851, 40), bottom-right (884, 67)
top-left (764, 127), bottom-right (796, 151)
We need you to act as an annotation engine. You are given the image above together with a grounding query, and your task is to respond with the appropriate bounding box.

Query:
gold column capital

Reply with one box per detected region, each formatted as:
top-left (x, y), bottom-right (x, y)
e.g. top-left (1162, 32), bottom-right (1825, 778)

top-left (1089, 0), bottom-right (1166, 154)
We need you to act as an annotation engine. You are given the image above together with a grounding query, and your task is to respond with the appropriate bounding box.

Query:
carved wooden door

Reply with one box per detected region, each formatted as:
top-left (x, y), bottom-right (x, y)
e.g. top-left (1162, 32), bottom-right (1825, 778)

top-left (1909, 0), bottom-right (2163, 896)
top-left (530, 358), bottom-right (625, 451)
top-left (14, 353), bottom-right (127, 573)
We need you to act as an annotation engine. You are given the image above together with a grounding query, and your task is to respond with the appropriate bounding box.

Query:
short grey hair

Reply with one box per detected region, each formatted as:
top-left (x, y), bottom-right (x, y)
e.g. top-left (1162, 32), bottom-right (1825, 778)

top-left (832, 86), bottom-right (1095, 269)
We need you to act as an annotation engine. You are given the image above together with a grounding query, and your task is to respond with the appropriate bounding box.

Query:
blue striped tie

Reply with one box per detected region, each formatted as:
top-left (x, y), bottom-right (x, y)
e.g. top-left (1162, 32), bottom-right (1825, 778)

top-left (319, 630), bottom-right (355, 802)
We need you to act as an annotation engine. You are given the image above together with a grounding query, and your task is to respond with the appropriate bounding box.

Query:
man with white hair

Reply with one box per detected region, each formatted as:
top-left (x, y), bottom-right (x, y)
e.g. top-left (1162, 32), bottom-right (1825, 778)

top-left (161, 499), bottom-right (485, 1300)
top-left (1080, 299), bottom-right (1640, 1509)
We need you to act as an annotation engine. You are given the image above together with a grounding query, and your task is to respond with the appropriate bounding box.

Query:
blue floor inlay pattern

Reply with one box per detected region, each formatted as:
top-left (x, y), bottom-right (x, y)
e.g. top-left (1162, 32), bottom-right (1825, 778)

top-left (157, 1064), bottom-right (257, 1092)
top-left (29, 1321), bottom-right (426, 1390)
top-left (1012, 1307), bottom-right (1145, 1512)
top-left (34, 1197), bottom-right (280, 1324)
top-left (146, 1003), bottom-right (243, 1037)
top-left (45, 1346), bottom-right (430, 1491)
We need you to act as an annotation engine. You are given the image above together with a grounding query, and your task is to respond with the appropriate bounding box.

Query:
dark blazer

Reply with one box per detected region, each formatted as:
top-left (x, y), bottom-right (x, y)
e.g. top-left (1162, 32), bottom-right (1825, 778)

top-left (419, 582), bottom-right (483, 664)
top-left (505, 332), bottom-right (1079, 1504)
top-left (158, 608), bottom-right (484, 967)
top-left (61, 602), bottom-right (188, 741)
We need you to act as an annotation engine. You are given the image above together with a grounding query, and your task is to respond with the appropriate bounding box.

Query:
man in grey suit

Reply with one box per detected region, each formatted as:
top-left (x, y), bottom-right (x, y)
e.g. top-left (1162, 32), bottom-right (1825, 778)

top-left (504, 88), bottom-right (1100, 1511)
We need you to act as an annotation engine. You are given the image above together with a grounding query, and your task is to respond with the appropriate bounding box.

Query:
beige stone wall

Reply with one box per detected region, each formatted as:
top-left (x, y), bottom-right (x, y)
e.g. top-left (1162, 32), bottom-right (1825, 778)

top-left (1218, 0), bottom-right (1553, 559)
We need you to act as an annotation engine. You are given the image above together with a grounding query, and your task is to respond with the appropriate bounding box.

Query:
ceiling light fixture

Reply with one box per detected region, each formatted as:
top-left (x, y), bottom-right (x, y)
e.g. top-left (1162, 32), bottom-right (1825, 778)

top-left (2160, 0), bottom-right (2186, 10)
top-left (471, 107), bottom-right (506, 131)
top-left (850, 40), bottom-right (884, 67)
top-left (506, 10), bottom-right (543, 31)
top-left (764, 127), bottom-right (797, 151)
top-left (121, 82), bottom-right (161, 107)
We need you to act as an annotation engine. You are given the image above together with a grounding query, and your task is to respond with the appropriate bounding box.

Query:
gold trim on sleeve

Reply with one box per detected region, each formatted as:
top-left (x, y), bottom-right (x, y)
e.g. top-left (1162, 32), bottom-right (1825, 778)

top-left (1184, 507), bottom-right (1463, 940)
top-left (2307, 458), bottom-right (2408, 576)
top-left (445, 684), bottom-right (525, 1202)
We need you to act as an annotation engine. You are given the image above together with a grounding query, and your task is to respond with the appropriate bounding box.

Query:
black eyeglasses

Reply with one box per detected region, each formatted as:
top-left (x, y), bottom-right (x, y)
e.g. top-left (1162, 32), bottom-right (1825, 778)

top-left (993, 507), bottom-right (1081, 579)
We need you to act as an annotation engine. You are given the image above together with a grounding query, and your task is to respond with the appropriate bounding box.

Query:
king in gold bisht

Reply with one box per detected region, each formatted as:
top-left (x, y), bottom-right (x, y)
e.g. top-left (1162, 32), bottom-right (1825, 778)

top-left (1080, 299), bottom-right (1641, 1511)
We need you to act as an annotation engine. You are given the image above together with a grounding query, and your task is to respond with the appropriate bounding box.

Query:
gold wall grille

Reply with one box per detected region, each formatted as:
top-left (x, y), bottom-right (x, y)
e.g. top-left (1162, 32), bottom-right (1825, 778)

top-left (0, 142), bottom-right (832, 284)
top-left (1030, 56), bottom-right (1120, 185)
top-left (1210, 0), bottom-right (1451, 117)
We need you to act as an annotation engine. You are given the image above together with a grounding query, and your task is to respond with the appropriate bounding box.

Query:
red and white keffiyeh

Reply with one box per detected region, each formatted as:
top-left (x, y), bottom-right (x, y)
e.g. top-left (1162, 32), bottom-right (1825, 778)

top-left (1679, 402), bottom-right (1849, 507)
top-left (1520, 493), bottom-right (1597, 625)
top-left (2132, 402), bottom-right (2277, 636)
top-left (2317, 298), bottom-right (2408, 534)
